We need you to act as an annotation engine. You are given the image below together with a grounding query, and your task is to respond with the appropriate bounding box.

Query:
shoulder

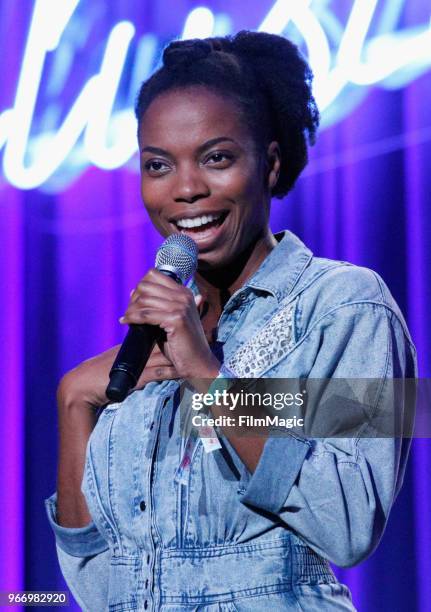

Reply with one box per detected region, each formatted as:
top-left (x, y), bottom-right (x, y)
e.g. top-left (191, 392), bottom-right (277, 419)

top-left (297, 256), bottom-right (384, 304)
top-left (290, 256), bottom-right (412, 342)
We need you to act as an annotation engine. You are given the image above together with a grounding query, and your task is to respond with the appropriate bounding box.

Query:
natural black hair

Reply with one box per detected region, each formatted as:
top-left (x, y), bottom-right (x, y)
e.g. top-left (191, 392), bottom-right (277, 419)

top-left (135, 31), bottom-right (319, 198)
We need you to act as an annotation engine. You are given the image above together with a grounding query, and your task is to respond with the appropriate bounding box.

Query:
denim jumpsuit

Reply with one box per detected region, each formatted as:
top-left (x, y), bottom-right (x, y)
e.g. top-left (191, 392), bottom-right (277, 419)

top-left (46, 230), bottom-right (417, 611)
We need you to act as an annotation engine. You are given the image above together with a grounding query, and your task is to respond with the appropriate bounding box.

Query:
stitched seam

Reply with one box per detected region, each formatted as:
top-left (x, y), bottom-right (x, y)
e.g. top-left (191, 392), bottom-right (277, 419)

top-left (217, 298), bottom-right (255, 343)
top-left (370, 269), bottom-right (415, 346)
top-left (258, 261), bottom-right (352, 316)
top-left (244, 302), bottom-right (389, 379)
top-left (289, 301), bottom-right (409, 355)
top-left (353, 309), bottom-right (392, 452)
top-left (86, 442), bottom-right (120, 550)
top-left (370, 270), bottom-right (386, 302)
top-left (290, 261), bottom-right (356, 304)
top-left (298, 301), bottom-right (391, 451)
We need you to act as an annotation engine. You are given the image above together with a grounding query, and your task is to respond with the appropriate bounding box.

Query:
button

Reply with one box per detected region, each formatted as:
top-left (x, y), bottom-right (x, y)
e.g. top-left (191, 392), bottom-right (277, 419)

top-left (139, 500), bottom-right (146, 511)
top-left (145, 579), bottom-right (149, 589)
top-left (144, 601), bottom-right (148, 609)
top-left (150, 422), bottom-right (154, 431)
top-left (147, 554), bottom-right (150, 564)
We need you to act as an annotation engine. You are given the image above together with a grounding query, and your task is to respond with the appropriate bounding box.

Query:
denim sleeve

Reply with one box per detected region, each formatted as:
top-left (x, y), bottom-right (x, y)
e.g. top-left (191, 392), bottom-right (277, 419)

top-left (237, 302), bottom-right (417, 568)
top-left (45, 492), bottom-right (110, 611)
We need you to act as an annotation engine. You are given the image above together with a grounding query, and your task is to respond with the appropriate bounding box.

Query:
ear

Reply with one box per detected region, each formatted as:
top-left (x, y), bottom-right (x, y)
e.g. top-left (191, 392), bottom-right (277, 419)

top-left (265, 141), bottom-right (281, 192)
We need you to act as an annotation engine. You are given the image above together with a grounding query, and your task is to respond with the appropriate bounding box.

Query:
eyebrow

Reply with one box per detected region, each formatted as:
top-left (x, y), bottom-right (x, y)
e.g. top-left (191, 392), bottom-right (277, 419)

top-left (140, 136), bottom-right (238, 156)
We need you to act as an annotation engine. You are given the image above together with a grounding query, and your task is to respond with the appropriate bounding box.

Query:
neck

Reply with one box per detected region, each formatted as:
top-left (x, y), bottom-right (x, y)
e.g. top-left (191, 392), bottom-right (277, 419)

top-left (194, 228), bottom-right (277, 312)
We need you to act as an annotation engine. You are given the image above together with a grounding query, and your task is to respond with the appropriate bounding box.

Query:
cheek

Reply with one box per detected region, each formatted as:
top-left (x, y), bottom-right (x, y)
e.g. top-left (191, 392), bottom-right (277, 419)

top-left (140, 180), bottom-right (165, 216)
top-left (210, 166), bottom-right (262, 201)
top-left (140, 193), bottom-right (165, 232)
top-left (223, 174), bottom-right (265, 218)
top-left (140, 178), bottom-right (157, 205)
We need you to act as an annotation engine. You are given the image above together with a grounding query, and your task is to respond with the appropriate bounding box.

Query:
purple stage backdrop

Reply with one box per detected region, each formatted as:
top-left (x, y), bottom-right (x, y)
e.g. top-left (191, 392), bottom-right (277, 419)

top-left (0, 1), bottom-right (430, 611)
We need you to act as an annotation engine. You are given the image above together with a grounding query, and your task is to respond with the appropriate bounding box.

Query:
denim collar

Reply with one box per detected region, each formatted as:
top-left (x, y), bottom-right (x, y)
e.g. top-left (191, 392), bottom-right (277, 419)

top-left (188, 230), bottom-right (313, 304)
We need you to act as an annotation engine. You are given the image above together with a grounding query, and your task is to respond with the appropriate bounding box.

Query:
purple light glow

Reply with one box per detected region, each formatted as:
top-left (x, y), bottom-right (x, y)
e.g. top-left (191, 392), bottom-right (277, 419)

top-left (0, 194), bottom-right (24, 594)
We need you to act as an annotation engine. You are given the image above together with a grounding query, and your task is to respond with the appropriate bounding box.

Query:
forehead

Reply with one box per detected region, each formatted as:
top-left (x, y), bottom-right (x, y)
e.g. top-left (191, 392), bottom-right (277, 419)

top-left (138, 87), bottom-right (253, 150)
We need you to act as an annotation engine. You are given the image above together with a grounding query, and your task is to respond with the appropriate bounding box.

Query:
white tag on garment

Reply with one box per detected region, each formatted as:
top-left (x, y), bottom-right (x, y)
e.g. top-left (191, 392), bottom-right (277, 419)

top-left (198, 422), bottom-right (222, 453)
top-left (174, 423), bottom-right (221, 486)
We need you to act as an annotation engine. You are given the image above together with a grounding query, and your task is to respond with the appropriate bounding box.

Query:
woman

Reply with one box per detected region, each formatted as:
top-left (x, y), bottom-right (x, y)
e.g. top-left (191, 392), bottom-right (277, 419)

top-left (46, 31), bottom-right (416, 611)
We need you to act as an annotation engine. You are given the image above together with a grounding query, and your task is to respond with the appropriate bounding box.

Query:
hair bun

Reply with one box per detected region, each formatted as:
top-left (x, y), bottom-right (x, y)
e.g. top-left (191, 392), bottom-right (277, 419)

top-left (232, 30), bottom-right (283, 58)
top-left (163, 39), bottom-right (212, 69)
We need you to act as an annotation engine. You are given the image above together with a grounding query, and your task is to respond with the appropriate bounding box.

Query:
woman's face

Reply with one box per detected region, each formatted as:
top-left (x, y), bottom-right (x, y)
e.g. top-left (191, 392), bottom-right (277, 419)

top-left (138, 86), bottom-right (278, 269)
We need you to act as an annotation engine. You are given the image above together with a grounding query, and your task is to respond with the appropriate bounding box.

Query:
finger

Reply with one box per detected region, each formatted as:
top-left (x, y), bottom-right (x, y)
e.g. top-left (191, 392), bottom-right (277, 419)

top-left (132, 294), bottom-right (179, 311)
top-left (120, 307), bottom-right (178, 327)
top-left (140, 268), bottom-right (183, 291)
top-left (123, 285), bottom-right (197, 323)
top-left (137, 365), bottom-right (179, 385)
top-left (130, 280), bottom-right (188, 306)
top-left (120, 295), bottom-right (182, 324)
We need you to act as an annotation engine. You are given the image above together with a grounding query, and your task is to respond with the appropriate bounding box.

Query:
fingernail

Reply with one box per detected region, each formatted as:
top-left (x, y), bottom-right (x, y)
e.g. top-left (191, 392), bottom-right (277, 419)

top-left (119, 316), bottom-right (126, 323)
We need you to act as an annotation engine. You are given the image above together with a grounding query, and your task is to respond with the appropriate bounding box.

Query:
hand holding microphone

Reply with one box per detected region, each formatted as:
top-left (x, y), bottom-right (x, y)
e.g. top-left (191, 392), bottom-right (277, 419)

top-left (106, 234), bottom-right (220, 402)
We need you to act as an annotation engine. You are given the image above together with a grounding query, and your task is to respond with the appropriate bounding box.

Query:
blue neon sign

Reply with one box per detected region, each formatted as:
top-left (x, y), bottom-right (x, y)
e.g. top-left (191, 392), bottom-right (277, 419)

top-left (0, 0), bottom-right (429, 190)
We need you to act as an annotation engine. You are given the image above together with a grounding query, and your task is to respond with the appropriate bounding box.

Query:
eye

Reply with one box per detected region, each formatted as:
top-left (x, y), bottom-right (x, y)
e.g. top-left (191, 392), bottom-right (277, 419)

top-left (204, 151), bottom-right (234, 166)
top-left (143, 159), bottom-right (170, 175)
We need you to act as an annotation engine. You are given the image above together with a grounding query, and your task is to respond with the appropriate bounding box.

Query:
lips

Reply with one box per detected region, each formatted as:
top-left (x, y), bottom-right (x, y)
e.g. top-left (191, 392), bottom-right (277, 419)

top-left (170, 211), bottom-right (228, 232)
top-left (170, 211), bottom-right (229, 245)
top-left (170, 209), bottom-right (227, 225)
top-left (176, 212), bottom-right (222, 229)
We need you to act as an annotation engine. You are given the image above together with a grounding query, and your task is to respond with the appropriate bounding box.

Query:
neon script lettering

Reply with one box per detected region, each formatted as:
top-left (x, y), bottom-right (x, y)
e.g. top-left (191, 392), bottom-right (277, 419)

top-left (0, 0), bottom-right (429, 190)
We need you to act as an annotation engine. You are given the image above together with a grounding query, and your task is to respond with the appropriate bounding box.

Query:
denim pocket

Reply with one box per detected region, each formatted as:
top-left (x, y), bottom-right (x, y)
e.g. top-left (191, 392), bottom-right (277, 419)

top-left (228, 591), bottom-right (302, 611)
top-left (293, 583), bottom-right (356, 611)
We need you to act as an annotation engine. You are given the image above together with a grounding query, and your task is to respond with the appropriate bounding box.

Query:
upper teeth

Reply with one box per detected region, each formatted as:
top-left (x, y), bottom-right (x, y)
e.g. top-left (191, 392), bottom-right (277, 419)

top-left (176, 213), bottom-right (221, 229)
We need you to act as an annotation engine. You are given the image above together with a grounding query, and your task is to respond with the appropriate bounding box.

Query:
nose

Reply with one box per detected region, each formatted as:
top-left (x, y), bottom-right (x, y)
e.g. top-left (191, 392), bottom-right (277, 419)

top-left (172, 164), bottom-right (210, 203)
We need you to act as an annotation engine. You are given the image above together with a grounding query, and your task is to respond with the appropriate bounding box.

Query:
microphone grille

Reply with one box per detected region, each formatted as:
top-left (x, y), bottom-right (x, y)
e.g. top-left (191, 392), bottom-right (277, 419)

top-left (155, 233), bottom-right (198, 282)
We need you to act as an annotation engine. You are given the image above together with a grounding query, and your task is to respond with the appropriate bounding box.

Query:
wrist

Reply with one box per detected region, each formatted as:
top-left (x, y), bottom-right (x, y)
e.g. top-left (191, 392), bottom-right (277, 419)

top-left (185, 358), bottom-right (236, 395)
top-left (195, 354), bottom-right (221, 379)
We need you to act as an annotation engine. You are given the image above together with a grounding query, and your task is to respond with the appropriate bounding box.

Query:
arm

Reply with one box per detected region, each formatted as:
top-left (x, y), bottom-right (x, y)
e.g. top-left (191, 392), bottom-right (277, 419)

top-left (46, 342), bottom-right (180, 610)
top-left (232, 303), bottom-right (417, 567)
top-left (54, 345), bottom-right (125, 528)
top-left (45, 348), bottom-right (116, 611)
top-left (56, 391), bottom-right (98, 527)
top-left (52, 338), bottom-right (180, 524)
top-left (46, 346), bottom-right (126, 611)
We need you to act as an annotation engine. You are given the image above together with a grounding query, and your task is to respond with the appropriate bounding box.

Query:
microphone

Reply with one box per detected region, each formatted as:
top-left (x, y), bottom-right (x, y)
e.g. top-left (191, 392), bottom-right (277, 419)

top-left (106, 233), bottom-right (198, 402)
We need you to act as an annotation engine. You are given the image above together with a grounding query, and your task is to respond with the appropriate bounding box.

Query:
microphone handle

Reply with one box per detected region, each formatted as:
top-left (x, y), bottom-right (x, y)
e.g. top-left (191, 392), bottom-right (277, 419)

top-left (106, 324), bottom-right (160, 402)
top-left (105, 269), bottom-right (180, 403)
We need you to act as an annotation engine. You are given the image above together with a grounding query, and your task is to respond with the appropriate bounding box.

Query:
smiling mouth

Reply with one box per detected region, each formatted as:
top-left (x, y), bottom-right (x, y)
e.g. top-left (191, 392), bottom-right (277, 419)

top-left (172, 211), bottom-right (229, 233)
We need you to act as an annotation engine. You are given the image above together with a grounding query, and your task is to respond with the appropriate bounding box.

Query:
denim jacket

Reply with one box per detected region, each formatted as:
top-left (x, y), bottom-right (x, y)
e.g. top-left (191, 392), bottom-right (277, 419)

top-left (46, 230), bottom-right (417, 612)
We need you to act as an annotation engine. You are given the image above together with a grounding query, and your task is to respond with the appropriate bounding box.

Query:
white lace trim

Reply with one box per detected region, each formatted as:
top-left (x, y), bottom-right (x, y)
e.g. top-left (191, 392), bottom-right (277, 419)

top-left (226, 300), bottom-right (296, 377)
